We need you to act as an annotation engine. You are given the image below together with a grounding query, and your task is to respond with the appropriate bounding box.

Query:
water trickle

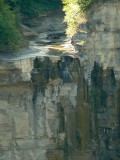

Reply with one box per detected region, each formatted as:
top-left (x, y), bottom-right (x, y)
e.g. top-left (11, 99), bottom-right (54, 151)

top-left (62, 67), bottom-right (73, 83)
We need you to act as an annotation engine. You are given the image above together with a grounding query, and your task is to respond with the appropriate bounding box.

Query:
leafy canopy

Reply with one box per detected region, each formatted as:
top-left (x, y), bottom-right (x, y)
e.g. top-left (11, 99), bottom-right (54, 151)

top-left (5, 0), bottom-right (62, 17)
top-left (62, 0), bottom-right (95, 36)
top-left (0, 0), bottom-right (21, 52)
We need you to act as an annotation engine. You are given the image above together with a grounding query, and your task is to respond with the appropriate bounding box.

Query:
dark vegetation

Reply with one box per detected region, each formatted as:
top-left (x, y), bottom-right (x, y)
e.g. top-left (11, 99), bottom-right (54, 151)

top-left (0, 1), bottom-right (21, 52)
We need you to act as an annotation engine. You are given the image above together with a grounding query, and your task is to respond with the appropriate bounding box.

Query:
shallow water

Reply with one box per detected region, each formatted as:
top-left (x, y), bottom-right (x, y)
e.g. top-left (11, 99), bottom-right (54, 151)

top-left (0, 31), bottom-right (74, 61)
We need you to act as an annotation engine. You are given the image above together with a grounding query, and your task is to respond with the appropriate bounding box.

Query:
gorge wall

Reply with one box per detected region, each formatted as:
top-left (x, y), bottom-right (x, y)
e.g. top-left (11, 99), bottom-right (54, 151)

top-left (0, 0), bottom-right (120, 160)
top-left (71, 0), bottom-right (120, 159)
top-left (0, 56), bottom-right (80, 160)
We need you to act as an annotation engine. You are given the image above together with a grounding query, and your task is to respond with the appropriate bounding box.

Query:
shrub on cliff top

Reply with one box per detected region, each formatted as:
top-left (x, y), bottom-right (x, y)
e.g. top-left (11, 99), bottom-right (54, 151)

top-left (62, 0), bottom-right (96, 36)
top-left (0, 0), bottom-right (22, 52)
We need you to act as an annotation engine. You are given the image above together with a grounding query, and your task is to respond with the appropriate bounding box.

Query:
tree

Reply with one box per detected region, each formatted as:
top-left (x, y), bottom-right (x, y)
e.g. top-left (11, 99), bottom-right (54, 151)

top-left (0, 0), bottom-right (21, 52)
top-left (62, 0), bottom-right (96, 36)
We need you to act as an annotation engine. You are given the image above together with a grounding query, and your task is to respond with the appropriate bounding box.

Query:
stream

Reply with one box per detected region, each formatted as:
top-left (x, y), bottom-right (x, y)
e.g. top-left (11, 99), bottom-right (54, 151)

top-left (0, 30), bottom-right (75, 61)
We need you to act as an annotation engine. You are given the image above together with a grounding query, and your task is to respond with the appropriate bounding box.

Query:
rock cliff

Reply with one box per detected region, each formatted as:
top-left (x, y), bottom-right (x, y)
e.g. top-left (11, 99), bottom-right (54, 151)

top-left (0, 1), bottom-right (120, 160)
top-left (70, 0), bottom-right (120, 159)
top-left (0, 56), bottom-right (80, 160)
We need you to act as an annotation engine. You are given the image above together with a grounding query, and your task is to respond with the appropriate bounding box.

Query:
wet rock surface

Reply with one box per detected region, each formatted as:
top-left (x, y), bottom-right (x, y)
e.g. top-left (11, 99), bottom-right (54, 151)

top-left (70, 1), bottom-right (120, 159)
top-left (0, 55), bottom-right (119, 160)
top-left (0, 56), bottom-right (80, 160)
top-left (0, 1), bottom-right (120, 160)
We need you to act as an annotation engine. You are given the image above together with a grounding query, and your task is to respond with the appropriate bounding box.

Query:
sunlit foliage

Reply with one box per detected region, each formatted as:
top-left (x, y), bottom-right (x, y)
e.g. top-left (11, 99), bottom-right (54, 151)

top-left (62, 0), bottom-right (95, 36)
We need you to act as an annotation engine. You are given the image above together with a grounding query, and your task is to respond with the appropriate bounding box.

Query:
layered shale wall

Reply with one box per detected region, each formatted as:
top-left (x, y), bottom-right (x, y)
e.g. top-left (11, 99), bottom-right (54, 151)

top-left (0, 1), bottom-right (120, 160)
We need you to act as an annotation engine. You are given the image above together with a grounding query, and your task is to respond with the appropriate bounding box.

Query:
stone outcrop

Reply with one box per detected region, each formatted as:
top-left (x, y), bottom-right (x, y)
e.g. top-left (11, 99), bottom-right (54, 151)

top-left (0, 56), bottom-right (80, 160)
top-left (0, 1), bottom-right (120, 160)
top-left (20, 24), bottom-right (38, 39)
top-left (24, 11), bottom-right (66, 34)
top-left (70, 0), bottom-right (120, 159)
top-left (0, 55), bottom-right (119, 160)
top-left (72, 0), bottom-right (120, 80)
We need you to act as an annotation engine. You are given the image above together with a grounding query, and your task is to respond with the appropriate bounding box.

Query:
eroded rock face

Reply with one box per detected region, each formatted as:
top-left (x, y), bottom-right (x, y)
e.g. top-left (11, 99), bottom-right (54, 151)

top-left (72, 1), bottom-right (120, 79)
top-left (0, 56), bottom-right (80, 160)
top-left (70, 0), bottom-right (120, 159)
top-left (0, 54), bottom-right (119, 160)
top-left (0, 1), bottom-right (120, 160)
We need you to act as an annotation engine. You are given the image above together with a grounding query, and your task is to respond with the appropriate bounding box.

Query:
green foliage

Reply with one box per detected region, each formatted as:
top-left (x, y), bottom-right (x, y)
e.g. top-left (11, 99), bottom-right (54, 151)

top-left (17, 0), bottom-right (62, 17)
top-left (62, 0), bottom-right (96, 36)
top-left (78, 0), bottom-right (95, 11)
top-left (0, 0), bottom-right (22, 52)
top-left (5, 0), bottom-right (62, 17)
